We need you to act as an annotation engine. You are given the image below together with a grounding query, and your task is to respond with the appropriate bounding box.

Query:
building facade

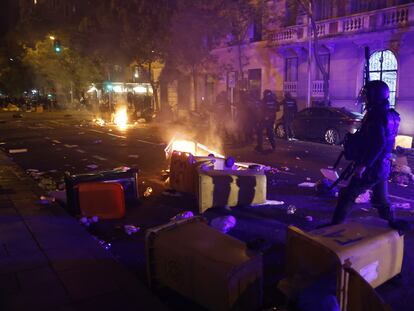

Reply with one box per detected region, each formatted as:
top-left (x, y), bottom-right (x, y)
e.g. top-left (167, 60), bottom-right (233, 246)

top-left (208, 0), bottom-right (414, 135)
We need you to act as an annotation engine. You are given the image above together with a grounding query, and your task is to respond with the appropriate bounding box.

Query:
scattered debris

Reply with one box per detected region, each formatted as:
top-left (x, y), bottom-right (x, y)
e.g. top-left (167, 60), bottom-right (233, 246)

top-left (361, 208), bottom-right (370, 212)
top-left (390, 163), bottom-right (413, 187)
top-left (143, 187), bottom-right (153, 197)
top-left (355, 190), bottom-right (372, 204)
top-left (252, 200), bottom-right (285, 206)
top-left (170, 211), bottom-right (194, 221)
top-left (79, 216), bottom-right (99, 227)
top-left (113, 166), bottom-right (130, 172)
top-left (210, 215), bottom-right (237, 233)
top-left (320, 168), bottom-right (340, 182)
top-left (124, 225), bottom-right (140, 235)
top-left (306, 177), bottom-right (311, 181)
top-left (128, 154), bottom-right (139, 158)
top-left (86, 164), bottom-right (98, 170)
top-left (298, 182), bottom-right (316, 188)
top-left (12, 113), bottom-right (23, 118)
top-left (94, 139), bottom-right (102, 144)
top-left (64, 144), bottom-right (78, 148)
top-left (392, 202), bottom-right (411, 210)
top-left (305, 215), bottom-right (313, 222)
top-left (281, 166), bottom-right (290, 171)
top-left (39, 195), bottom-right (55, 204)
top-left (98, 240), bottom-right (112, 250)
top-left (78, 132), bottom-right (85, 135)
top-left (287, 205), bottom-right (297, 215)
top-left (9, 148), bottom-right (28, 154)
top-left (162, 190), bottom-right (182, 197)
top-left (137, 118), bottom-right (146, 123)
top-left (295, 157), bottom-right (301, 160)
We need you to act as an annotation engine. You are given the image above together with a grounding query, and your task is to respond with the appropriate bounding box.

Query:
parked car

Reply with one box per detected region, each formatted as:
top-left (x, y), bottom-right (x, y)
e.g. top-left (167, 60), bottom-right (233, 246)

top-left (275, 107), bottom-right (363, 145)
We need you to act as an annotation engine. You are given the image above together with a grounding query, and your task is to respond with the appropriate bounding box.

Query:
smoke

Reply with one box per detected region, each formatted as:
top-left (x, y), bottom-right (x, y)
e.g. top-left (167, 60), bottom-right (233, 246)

top-left (160, 110), bottom-right (226, 158)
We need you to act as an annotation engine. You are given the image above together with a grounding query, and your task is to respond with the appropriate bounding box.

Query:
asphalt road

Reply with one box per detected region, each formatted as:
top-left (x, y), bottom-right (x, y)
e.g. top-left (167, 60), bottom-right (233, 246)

top-left (1, 111), bottom-right (413, 310)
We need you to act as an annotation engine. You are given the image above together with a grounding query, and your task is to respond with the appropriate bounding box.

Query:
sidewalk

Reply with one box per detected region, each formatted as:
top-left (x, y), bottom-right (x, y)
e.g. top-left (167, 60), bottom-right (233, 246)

top-left (0, 152), bottom-right (167, 311)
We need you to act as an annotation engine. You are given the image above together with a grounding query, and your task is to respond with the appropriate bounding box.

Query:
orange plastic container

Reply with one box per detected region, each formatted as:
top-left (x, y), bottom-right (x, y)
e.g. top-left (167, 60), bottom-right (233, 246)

top-left (78, 182), bottom-right (125, 219)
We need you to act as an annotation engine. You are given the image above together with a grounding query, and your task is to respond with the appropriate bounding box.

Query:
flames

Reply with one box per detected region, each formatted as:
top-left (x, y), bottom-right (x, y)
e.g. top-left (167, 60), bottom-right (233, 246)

top-left (164, 137), bottom-right (225, 159)
top-left (114, 107), bottom-right (128, 130)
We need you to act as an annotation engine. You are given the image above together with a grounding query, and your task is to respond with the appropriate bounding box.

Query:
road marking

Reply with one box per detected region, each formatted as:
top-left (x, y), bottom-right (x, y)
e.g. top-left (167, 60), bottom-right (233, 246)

top-left (389, 194), bottom-right (414, 203)
top-left (92, 155), bottom-right (107, 161)
top-left (137, 139), bottom-right (164, 146)
top-left (108, 133), bottom-right (126, 139)
top-left (89, 129), bottom-right (106, 134)
top-left (52, 140), bottom-right (61, 144)
top-left (76, 149), bottom-right (86, 153)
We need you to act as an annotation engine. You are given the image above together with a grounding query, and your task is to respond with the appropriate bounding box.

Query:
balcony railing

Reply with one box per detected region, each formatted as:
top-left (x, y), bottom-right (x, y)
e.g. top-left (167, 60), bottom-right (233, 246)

top-left (312, 81), bottom-right (325, 97)
top-left (283, 81), bottom-right (297, 97)
top-left (268, 3), bottom-right (414, 45)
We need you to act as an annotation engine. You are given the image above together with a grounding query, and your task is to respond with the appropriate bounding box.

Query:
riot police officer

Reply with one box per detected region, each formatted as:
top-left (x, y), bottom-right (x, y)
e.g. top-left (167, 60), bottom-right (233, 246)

top-left (255, 89), bottom-right (278, 152)
top-left (282, 92), bottom-right (298, 140)
top-left (331, 80), bottom-right (411, 233)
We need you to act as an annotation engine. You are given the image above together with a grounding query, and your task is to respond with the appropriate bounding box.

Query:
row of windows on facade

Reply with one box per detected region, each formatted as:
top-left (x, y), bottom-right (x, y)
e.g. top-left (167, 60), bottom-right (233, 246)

top-left (285, 50), bottom-right (397, 105)
top-left (285, 0), bottom-right (414, 25)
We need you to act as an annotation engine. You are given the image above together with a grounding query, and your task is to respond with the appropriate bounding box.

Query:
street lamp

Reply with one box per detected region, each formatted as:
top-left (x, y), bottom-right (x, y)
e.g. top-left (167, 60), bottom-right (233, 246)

top-left (49, 35), bottom-right (55, 41)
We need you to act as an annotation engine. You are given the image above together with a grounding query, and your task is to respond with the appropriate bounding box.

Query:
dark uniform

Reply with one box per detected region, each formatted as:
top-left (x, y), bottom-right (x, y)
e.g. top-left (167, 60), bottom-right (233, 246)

top-left (282, 92), bottom-right (298, 140)
top-left (332, 80), bottom-right (410, 232)
top-left (256, 90), bottom-right (277, 152)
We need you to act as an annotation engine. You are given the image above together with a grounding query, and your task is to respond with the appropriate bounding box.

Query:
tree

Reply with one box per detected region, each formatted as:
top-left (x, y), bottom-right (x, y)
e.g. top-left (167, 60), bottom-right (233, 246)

top-left (23, 37), bottom-right (103, 104)
top-left (114, 0), bottom-right (174, 111)
top-left (167, 0), bottom-right (230, 111)
top-left (0, 48), bottom-right (33, 97)
top-left (221, 0), bottom-right (261, 90)
top-left (297, 0), bottom-right (330, 105)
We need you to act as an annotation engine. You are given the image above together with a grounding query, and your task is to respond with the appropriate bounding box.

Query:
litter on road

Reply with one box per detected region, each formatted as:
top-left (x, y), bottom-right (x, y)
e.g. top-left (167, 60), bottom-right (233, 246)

top-left (210, 216), bottom-right (236, 233)
top-left (252, 200), bottom-right (285, 206)
top-left (320, 168), bottom-right (339, 181)
top-left (124, 225), bottom-right (140, 235)
top-left (305, 215), bottom-right (313, 222)
top-left (298, 182), bottom-right (316, 188)
top-left (86, 164), bottom-right (99, 170)
top-left (9, 148), bottom-right (28, 154)
top-left (287, 205), bottom-right (297, 215)
top-left (170, 211), bottom-right (194, 221)
top-left (128, 154), bottom-right (139, 158)
top-left (355, 190), bottom-right (372, 203)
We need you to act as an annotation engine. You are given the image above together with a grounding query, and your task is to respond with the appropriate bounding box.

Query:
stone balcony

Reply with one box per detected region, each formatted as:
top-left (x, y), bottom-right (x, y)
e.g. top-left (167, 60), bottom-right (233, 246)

top-left (268, 3), bottom-right (414, 45)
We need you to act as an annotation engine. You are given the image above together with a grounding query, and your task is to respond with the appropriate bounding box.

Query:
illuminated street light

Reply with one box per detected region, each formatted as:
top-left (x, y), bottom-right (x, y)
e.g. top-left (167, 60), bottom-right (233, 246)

top-left (49, 35), bottom-right (55, 40)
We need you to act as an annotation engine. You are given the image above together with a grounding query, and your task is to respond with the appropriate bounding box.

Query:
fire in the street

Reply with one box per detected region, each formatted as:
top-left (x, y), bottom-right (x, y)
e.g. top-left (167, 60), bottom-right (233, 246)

top-left (164, 137), bottom-right (225, 158)
top-left (114, 107), bottom-right (128, 130)
top-left (94, 118), bottom-right (105, 126)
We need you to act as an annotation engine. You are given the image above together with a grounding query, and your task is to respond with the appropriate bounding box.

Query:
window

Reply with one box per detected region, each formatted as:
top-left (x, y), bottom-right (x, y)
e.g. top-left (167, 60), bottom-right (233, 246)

top-left (367, 50), bottom-right (398, 107)
top-left (314, 0), bottom-right (333, 20)
top-left (315, 54), bottom-right (330, 81)
top-left (248, 69), bottom-right (262, 94)
top-left (285, 57), bottom-right (298, 82)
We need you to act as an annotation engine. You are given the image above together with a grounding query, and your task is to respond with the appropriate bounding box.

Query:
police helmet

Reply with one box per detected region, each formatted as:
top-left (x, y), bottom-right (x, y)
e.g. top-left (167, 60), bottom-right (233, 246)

top-left (363, 80), bottom-right (390, 109)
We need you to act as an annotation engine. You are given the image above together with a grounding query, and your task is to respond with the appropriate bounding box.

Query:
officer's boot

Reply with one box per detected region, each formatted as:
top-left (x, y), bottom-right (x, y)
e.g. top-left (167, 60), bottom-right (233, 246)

top-left (378, 204), bottom-right (413, 236)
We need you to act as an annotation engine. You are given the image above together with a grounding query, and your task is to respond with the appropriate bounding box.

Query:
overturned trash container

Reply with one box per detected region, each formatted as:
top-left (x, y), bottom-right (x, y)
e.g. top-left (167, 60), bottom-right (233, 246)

top-left (78, 182), bottom-right (125, 219)
top-left (279, 217), bottom-right (403, 310)
top-left (64, 168), bottom-right (139, 215)
top-left (146, 217), bottom-right (263, 311)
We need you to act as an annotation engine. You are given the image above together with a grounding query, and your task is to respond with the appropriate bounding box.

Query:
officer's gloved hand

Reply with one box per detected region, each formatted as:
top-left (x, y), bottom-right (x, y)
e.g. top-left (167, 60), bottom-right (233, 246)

top-left (389, 219), bottom-right (414, 236)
